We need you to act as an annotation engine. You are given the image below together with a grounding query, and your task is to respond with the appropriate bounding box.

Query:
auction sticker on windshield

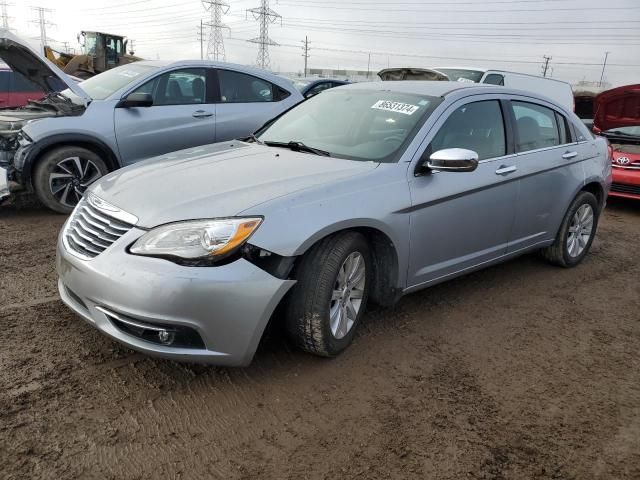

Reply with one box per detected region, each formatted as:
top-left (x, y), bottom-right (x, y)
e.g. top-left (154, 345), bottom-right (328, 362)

top-left (371, 100), bottom-right (419, 115)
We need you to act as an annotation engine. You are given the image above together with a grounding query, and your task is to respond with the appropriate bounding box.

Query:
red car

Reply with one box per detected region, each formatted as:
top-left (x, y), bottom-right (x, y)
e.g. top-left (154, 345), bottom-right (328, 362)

top-left (593, 84), bottom-right (640, 200)
top-left (0, 66), bottom-right (46, 108)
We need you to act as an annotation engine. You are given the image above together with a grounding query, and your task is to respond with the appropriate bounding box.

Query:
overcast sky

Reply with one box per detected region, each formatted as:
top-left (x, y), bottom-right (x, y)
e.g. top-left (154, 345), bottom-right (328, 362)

top-left (6, 0), bottom-right (640, 86)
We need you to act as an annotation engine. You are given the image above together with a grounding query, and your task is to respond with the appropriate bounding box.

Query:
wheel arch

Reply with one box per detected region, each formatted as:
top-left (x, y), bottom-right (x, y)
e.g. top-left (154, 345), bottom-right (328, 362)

top-left (581, 180), bottom-right (606, 211)
top-left (20, 134), bottom-right (120, 189)
top-left (291, 222), bottom-right (403, 307)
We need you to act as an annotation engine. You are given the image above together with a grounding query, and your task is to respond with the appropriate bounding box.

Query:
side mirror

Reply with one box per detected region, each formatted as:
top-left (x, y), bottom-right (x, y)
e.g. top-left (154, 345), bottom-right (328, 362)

top-left (426, 148), bottom-right (479, 172)
top-left (117, 92), bottom-right (153, 108)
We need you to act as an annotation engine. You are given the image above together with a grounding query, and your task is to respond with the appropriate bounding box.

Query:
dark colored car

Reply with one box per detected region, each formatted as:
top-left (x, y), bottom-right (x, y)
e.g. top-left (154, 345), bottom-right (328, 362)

top-left (0, 66), bottom-right (47, 108)
top-left (593, 84), bottom-right (640, 199)
top-left (291, 77), bottom-right (349, 98)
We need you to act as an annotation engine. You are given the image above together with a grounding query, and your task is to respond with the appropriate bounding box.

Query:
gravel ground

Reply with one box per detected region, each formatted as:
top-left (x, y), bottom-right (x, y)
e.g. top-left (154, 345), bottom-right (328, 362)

top-left (1, 198), bottom-right (639, 480)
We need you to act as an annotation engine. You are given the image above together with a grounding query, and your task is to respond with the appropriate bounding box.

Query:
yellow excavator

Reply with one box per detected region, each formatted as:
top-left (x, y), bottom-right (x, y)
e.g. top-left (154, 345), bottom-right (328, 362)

top-left (45, 31), bottom-right (142, 79)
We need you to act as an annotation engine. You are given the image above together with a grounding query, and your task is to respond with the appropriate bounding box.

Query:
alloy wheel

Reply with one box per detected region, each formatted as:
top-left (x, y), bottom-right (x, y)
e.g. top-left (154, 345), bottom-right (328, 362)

top-left (49, 156), bottom-right (103, 208)
top-left (567, 204), bottom-right (594, 258)
top-left (329, 251), bottom-right (366, 339)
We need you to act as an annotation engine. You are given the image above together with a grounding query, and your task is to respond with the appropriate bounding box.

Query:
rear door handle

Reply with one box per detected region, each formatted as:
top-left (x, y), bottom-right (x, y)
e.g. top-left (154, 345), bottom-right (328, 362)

top-left (192, 110), bottom-right (213, 118)
top-left (562, 151), bottom-right (578, 159)
top-left (495, 165), bottom-right (517, 175)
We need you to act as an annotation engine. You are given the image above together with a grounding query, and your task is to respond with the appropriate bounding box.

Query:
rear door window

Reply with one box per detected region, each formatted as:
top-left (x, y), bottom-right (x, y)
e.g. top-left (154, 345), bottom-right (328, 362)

top-left (429, 100), bottom-right (506, 160)
top-left (511, 101), bottom-right (562, 152)
top-left (218, 70), bottom-right (274, 103)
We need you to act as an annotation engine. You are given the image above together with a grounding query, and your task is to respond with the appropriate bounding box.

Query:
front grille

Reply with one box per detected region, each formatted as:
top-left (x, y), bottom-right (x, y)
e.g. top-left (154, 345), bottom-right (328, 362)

top-left (611, 182), bottom-right (640, 196)
top-left (64, 196), bottom-right (135, 259)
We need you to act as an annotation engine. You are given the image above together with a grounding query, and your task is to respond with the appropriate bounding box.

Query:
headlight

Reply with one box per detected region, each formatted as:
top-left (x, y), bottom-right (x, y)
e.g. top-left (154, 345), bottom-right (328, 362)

top-left (130, 217), bottom-right (262, 264)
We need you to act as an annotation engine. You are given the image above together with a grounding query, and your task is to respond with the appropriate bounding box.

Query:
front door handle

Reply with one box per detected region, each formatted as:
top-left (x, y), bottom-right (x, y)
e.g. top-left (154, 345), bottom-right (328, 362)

top-left (562, 151), bottom-right (578, 160)
top-left (192, 110), bottom-right (213, 118)
top-left (495, 165), bottom-right (517, 175)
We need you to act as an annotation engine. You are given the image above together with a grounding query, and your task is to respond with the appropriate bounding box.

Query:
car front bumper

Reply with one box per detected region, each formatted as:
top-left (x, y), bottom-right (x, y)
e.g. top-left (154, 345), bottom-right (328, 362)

top-left (610, 166), bottom-right (640, 200)
top-left (56, 227), bottom-right (295, 366)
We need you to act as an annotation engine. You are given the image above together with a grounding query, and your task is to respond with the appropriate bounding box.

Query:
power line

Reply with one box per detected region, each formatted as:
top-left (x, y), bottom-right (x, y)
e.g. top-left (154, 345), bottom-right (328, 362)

top-left (301, 35), bottom-right (310, 76)
top-left (246, 0), bottom-right (281, 69)
top-left (542, 55), bottom-right (552, 76)
top-left (599, 51), bottom-right (610, 87)
top-left (277, 2), bottom-right (640, 13)
top-left (202, 0), bottom-right (229, 61)
top-left (0, 2), bottom-right (11, 30)
top-left (30, 6), bottom-right (54, 52)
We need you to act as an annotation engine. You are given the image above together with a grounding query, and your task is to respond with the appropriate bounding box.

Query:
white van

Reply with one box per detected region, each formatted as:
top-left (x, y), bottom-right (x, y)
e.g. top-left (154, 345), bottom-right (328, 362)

top-left (434, 67), bottom-right (574, 111)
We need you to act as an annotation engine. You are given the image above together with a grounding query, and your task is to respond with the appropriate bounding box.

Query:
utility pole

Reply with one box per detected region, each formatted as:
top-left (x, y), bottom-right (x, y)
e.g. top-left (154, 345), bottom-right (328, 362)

top-left (196, 19), bottom-right (205, 60)
top-left (541, 55), bottom-right (552, 77)
top-left (1, 2), bottom-right (11, 30)
top-left (31, 6), bottom-right (55, 52)
top-left (247, 0), bottom-right (281, 70)
top-left (599, 51), bottom-right (610, 87)
top-left (202, 0), bottom-right (229, 61)
top-left (366, 52), bottom-right (371, 79)
top-left (301, 35), bottom-right (310, 76)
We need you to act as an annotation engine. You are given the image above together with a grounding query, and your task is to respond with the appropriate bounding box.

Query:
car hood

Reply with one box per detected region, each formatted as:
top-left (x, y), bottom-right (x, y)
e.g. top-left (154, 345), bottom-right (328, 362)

top-left (593, 84), bottom-right (640, 132)
top-left (377, 68), bottom-right (449, 82)
top-left (0, 29), bottom-right (90, 102)
top-left (90, 142), bottom-right (378, 227)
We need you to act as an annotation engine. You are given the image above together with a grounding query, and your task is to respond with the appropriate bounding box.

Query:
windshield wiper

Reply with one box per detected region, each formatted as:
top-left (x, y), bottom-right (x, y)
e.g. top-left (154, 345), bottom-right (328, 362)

top-left (263, 140), bottom-right (331, 157)
top-left (240, 133), bottom-right (264, 145)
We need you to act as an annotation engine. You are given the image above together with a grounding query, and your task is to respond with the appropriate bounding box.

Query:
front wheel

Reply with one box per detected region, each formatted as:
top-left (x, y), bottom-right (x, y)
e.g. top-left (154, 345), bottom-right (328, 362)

top-left (285, 232), bottom-right (371, 357)
top-left (33, 146), bottom-right (109, 214)
top-left (541, 191), bottom-right (600, 267)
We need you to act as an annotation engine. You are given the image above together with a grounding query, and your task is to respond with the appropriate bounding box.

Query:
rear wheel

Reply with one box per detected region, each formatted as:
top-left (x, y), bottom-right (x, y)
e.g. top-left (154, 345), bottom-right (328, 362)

top-left (285, 232), bottom-right (371, 357)
top-left (541, 191), bottom-right (599, 267)
top-left (33, 146), bottom-right (109, 214)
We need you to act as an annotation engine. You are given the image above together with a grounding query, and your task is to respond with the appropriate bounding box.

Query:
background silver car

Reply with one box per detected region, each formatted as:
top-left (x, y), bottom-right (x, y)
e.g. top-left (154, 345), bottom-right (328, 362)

top-left (0, 30), bottom-right (303, 213)
top-left (57, 81), bottom-right (611, 366)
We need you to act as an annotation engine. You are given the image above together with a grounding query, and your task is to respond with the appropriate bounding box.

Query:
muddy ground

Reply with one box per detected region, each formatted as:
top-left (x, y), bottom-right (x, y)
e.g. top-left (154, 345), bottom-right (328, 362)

top-left (1, 198), bottom-right (639, 480)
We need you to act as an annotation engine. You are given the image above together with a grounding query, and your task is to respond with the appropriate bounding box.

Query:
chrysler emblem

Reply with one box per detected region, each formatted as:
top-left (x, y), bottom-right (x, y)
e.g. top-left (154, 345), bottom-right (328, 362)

top-left (617, 156), bottom-right (631, 165)
top-left (88, 193), bottom-right (120, 213)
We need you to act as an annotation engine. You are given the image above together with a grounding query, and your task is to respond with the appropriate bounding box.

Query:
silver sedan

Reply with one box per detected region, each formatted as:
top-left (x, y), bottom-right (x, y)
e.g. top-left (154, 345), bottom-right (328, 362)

top-left (57, 81), bottom-right (611, 366)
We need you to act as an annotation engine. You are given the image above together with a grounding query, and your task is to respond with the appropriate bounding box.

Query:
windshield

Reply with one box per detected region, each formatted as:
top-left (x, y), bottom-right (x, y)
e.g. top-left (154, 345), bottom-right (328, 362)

top-left (61, 63), bottom-right (159, 100)
top-left (436, 68), bottom-right (484, 83)
top-left (292, 79), bottom-right (312, 91)
top-left (258, 89), bottom-right (440, 162)
top-left (603, 126), bottom-right (640, 138)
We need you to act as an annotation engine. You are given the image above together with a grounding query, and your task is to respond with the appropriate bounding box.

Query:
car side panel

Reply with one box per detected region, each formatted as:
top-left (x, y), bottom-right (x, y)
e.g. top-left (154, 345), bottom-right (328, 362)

top-left (240, 164), bottom-right (412, 292)
top-left (114, 104), bottom-right (216, 165)
top-left (214, 98), bottom-right (300, 142)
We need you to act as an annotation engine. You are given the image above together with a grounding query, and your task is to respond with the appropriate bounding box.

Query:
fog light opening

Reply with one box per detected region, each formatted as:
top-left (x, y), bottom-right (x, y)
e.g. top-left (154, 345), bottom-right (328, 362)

top-left (158, 329), bottom-right (176, 345)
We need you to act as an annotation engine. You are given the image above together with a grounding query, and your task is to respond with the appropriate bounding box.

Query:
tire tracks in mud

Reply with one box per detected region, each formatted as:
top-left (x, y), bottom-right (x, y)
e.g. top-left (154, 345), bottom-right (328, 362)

top-left (1, 200), bottom-right (639, 479)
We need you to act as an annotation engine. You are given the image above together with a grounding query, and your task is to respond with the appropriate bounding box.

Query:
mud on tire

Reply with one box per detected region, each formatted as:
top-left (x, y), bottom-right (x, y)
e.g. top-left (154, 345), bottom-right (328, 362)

top-left (285, 231), bottom-right (371, 357)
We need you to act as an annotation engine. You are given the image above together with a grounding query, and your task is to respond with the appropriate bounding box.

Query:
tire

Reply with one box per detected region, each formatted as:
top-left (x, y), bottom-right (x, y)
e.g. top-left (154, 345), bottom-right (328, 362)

top-left (541, 191), bottom-right (599, 268)
top-left (33, 146), bottom-right (109, 214)
top-left (285, 231), bottom-right (371, 357)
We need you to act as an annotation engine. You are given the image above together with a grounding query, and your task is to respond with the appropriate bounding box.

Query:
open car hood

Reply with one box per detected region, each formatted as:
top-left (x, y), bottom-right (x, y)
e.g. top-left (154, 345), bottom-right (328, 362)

top-left (377, 68), bottom-right (449, 81)
top-left (593, 84), bottom-right (640, 132)
top-left (0, 29), bottom-right (90, 103)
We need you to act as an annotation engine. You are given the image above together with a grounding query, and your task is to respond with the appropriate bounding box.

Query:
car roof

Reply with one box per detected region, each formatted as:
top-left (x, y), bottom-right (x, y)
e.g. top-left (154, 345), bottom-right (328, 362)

top-left (338, 80), bottom-right (489, 97)
top-left (132, 59), bottom-right (297, 92)
top-left (293, 77), bottom-right (347, 82)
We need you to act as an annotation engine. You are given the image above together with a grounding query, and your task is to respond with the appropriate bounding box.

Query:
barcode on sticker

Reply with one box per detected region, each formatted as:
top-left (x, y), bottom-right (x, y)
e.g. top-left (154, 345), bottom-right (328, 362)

top-left (371, 100), bottom-right (419, 115)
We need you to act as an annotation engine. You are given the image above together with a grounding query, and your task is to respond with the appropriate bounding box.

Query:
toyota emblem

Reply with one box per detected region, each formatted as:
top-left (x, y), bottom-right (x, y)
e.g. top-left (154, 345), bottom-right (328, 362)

top-left (617, 156), bottom-right (631, 165)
